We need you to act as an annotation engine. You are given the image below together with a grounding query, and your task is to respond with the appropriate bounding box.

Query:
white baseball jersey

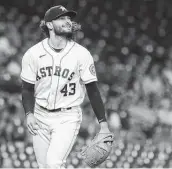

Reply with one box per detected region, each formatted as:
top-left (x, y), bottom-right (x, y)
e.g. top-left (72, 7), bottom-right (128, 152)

top-left (20, 38), bottom-right (97, 110)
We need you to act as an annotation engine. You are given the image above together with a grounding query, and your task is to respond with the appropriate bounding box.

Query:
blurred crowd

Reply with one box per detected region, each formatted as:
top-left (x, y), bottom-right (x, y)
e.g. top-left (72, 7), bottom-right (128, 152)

top-left (1, 0), bottom-right (172, 168)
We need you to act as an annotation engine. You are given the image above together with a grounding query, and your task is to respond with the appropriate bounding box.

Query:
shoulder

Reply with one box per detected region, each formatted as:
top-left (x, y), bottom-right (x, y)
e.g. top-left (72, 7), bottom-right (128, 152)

top-left (28, 39), bottom-right (46, 56)
top-left (73, 41), bottom-right (90, 54)
top-left (22, 39), bottom-right (46, 62)
top-left (72, 42), bottom-right (92, 61)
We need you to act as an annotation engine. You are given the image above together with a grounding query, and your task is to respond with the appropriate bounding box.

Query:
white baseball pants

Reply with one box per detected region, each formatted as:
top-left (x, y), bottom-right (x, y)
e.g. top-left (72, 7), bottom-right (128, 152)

top-left (33, 104), bottom-right (82, 169)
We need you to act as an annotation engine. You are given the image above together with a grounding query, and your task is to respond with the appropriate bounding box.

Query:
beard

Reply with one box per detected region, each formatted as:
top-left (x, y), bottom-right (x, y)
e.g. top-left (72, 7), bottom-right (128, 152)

top-left (54, 26), bottom-right (73, 39)
top-left (51, 21), bottom-right (81, 40)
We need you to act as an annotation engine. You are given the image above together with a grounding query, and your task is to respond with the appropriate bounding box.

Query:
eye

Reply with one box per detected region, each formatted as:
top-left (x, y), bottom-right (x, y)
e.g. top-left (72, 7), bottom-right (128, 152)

top-left (59, 16), bottom-right (71, 20)
top-left (58, 16), bottom-right (65, 20)
top-left (66, 16), bottom-right (71, 20)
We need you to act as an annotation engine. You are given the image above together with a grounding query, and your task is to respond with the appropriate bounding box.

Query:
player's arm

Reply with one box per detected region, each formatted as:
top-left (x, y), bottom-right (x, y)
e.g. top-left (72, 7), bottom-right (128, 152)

top-left (21, 80), bottom-right (35, 115)
top-left (20, 50), bottom-right (40, 135)
top-left (85, 81), bottom-right (110, 133)
top-left (22, 80), bottom-right (40, 135)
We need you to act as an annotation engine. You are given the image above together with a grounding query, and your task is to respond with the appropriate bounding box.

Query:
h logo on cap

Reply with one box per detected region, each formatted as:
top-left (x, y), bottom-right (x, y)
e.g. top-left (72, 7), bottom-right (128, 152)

top-left (59, 6), bottom-right (67, 11)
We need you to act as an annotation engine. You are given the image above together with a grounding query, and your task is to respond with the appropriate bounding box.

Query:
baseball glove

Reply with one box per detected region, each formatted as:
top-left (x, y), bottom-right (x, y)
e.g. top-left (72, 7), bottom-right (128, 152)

top-left (80, 132), bottom-right (114, 168)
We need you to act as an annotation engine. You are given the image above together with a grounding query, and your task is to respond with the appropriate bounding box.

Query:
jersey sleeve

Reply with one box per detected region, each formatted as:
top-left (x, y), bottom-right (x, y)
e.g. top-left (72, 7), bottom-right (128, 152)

top-left (79, 50), bottom-right (98, 84)
top-left (20, 50), bottom-right (37, 84)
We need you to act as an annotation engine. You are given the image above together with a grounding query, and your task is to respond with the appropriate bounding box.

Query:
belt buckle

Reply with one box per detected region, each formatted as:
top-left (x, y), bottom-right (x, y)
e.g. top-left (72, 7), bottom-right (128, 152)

top-left (61, 108), bottom-right (66, 111)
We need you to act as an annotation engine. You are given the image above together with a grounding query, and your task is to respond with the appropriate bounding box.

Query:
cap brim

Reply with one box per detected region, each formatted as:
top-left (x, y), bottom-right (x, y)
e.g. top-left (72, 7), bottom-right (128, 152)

top-left (55, 11), bottom-right (77, 19)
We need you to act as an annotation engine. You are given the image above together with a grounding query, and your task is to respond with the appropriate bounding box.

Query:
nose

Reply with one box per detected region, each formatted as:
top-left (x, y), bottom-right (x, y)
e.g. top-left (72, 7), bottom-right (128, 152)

top-left (66, 21), bottom-right (71, 27)
top-left (65, 19), bottom-right (72, 27)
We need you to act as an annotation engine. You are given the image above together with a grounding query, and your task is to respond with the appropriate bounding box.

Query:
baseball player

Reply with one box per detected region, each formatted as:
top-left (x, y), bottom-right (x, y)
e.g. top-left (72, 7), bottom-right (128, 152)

top-left (21, 5), bottom-right (112, 168)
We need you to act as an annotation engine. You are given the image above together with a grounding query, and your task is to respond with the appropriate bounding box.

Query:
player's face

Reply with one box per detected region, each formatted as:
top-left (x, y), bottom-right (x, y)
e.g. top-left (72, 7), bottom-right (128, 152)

top-left (52, 15), bottom-right (73, 36)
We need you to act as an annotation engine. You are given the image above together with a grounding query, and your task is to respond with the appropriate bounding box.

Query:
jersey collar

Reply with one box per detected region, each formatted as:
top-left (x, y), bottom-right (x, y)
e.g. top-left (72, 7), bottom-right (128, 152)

top-left (42, 38), bottom-right (75, 57)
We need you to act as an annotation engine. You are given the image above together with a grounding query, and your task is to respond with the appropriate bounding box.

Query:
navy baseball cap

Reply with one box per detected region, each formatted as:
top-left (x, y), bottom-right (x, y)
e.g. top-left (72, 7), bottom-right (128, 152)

top-left (44, 5), bottom-right (77, 22)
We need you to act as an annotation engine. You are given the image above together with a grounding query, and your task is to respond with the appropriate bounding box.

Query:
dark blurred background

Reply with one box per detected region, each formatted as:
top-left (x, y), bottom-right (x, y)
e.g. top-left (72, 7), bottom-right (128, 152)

top-left (1, 0), bottom-right (172, 168)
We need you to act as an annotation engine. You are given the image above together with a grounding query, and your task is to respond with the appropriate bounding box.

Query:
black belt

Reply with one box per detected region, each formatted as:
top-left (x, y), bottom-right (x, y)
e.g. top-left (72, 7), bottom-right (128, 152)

top-left (39, 105), bottom-right (72, 112)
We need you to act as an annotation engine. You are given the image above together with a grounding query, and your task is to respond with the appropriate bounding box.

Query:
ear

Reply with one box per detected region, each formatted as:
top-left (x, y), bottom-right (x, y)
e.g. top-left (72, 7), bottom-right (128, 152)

top-left (46, 22), bottom-right (53, 30)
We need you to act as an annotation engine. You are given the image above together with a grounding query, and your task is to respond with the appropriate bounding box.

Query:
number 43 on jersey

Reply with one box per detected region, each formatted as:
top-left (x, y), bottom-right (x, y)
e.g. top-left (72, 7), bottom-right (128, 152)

top-left (60, 83), bottom-right (76, 96)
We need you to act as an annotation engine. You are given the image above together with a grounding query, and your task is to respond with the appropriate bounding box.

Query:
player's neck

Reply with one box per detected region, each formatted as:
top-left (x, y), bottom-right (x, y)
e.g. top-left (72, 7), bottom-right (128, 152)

top-left (48, 35), bottom-right (67, 50)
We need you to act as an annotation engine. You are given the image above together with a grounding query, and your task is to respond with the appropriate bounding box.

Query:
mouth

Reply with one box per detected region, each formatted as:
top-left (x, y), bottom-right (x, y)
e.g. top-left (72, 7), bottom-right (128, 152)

top-left (63, 24), bottom-right (72, 29)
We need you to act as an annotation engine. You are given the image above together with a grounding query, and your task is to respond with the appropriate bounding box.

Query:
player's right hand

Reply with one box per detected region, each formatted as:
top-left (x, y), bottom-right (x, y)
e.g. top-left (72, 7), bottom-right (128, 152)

top-left (26, 113), bottom-right (41, 135)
